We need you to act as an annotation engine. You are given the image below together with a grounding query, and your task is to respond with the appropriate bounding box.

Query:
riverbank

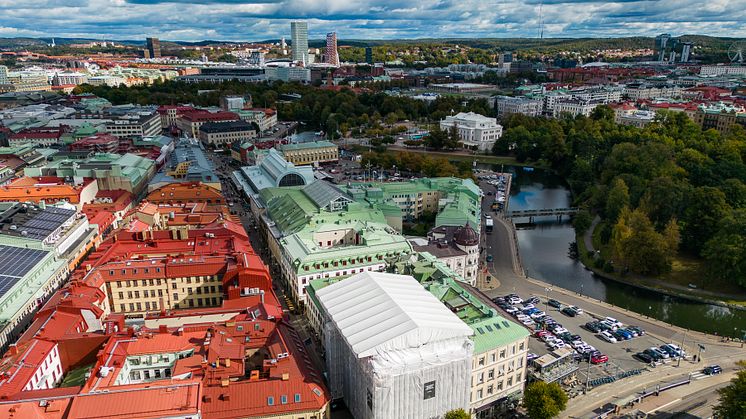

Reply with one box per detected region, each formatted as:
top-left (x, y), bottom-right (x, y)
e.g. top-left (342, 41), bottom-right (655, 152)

top-left (576, 229), bottom-right (746, 312)
top-left (360, 144), bottom-right (550, 169)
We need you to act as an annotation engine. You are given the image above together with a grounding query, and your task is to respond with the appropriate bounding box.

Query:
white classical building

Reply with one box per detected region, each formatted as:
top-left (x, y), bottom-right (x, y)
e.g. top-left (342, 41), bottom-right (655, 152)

top-left (317, 272), bottom-right (474, 419)
top-left (440, 112), bottom-right (503, 152)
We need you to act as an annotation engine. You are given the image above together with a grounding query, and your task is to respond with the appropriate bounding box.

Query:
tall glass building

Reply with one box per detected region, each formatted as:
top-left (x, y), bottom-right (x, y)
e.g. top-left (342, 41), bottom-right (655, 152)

top-left (291, 21), bottom-right (309, 65)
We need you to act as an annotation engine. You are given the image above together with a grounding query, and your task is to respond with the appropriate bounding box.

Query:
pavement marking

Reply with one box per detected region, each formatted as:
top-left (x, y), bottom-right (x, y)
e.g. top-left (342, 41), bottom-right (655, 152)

top-left (690, 372), bottom-right (707, 380)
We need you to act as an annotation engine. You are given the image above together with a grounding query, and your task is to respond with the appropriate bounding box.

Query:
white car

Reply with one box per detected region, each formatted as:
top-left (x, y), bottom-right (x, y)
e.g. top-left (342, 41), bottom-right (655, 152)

top-left (505, 307), bottom-right (519, 315)
top-left (599, 320), bottom-right (618, 331)
top-left (530, 311), bottom-right (546, 320)
top-left (508, 296), bottom-right (523, 305)
top-left (569, 305), bottom-right (584, 314)
top-left (605, 317), bottom-right (623, 328)
top-left (522, 303), bottom-right (536, 310)
top-left (599, 331), bottom-right (618, 343)
top-left (552, 327), bottom-right (569, 335)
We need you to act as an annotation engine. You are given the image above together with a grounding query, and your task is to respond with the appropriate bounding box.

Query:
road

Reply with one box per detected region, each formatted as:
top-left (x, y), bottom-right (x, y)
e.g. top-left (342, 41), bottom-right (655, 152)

top-left (475, 179), bottom-right (745, 417)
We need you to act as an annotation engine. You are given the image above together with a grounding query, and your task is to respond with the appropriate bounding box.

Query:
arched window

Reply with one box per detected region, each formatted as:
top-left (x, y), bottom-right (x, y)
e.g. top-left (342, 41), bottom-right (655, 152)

top-left (279, 173), bottom-right (305, 187)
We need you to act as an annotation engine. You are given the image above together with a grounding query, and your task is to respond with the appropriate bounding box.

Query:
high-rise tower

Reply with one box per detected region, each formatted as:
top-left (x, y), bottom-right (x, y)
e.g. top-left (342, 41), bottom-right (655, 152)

top-left (325, 32), bottom-right (339, 66)
top-left (146, 37), bottom-right (161, 58)
top-left (291, 22), bottom-right (309, 66)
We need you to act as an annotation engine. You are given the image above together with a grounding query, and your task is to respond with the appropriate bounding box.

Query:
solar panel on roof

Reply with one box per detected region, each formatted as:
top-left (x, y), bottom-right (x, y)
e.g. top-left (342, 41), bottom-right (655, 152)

top-left (493, 322), bottom-right (501, 329)
top-left (0, 245), bottom-right (49, 299)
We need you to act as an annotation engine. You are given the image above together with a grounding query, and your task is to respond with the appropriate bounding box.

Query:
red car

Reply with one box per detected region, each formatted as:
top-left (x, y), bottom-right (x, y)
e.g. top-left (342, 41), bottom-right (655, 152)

top-left (591, 353), bottom-right (609, 364)
top-left (535, 330), bottom-right (549, 338)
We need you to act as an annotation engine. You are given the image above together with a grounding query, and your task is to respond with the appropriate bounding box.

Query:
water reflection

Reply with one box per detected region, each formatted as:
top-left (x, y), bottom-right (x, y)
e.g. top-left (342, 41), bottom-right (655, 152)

top-left (489, 164), bottom-right (746, 336)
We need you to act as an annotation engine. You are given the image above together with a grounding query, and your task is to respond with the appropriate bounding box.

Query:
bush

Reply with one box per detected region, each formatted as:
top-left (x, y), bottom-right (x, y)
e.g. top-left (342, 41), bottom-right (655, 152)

top-left (603, 261), bottom-right (615, 273)
top-left (594, 258), bottom-right (605, 269)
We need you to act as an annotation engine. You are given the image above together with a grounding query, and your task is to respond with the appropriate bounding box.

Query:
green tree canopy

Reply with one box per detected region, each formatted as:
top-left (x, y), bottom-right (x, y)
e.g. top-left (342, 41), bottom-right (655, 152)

top-left (523, 381), bottom-right (568, 419)
top-left (715, 361), bottom-right (746, 418)
top-left (444, 408), bottom-right (471, 419)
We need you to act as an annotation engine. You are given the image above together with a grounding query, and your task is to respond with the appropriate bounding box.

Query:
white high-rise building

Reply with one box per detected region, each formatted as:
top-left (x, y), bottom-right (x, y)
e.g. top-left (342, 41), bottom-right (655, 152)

top-left (0, 65), bottom-right (8, 84)
top-left (291, 21), bottom-right (309, 66)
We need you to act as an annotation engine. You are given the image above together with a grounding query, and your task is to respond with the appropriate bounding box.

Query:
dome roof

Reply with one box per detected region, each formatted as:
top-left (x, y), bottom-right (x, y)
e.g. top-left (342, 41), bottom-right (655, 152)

top-left (453, 224), bottom-right (478, 246)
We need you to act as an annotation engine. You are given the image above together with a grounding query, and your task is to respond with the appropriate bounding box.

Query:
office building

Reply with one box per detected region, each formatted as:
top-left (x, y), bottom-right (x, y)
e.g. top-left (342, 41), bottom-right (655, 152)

top-left (440, 112), bottom-right (503, 152)
top-left (146, 37), bottom-right (161, 58)
top-left (655, 33), bottom-right (672, 61)
top-left (198, 120), bottom-right (257, 146)
top-left (291, 21), bottom-right (309, 65)
top-left (0, 65), bottom-right (8, 84)
top-left (325, 32), bottom-right (339, 66)
top-left (342, 177), bottom-right (482, 232)
top-left (692, 102), bottom-right (746, 134)
top-left (493, 95), bottom-right (543, 118)
top-left (220, 94), bottom-right (252, 111)
top-left (680, 42), bottom-right (693, 62)
top-left (236, 108), bottom-right (278, 132)
top-left (410, 224), bottom-right (480, 286)
top-left (365, 47), bottom-right (373, 64)
top-left (175, 110), bottom-right (240, 138)
top-left (699, 65), bottom-right (746, 77)
top-left (24, 153), bottom-right (156, 196)
top-left (317, 272), bottom-right (473, 419)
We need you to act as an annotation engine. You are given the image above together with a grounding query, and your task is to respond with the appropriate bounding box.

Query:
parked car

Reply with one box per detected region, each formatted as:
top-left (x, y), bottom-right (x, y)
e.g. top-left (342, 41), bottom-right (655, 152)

top-left (614, 329), bottom-right (632, 340)
top-left (526, 296), bottom-right (541, 305)
top-left (649, 347), bottom-right (670, 359)
top-left (620, 327), bottom-right (638, 338)
top-left (634, 352), bottom-right (654, 363)
top-left (547, 299), bottom-right (562, 308)
top-left (599, 331), bottom-right (618, 343)
top-left (627, 326), bottom-right (645, 336)
top-left (658, 343), bottom-right (681, 358)
top-left (568, 305), bottom-right (583, 314)
top-left (643, 348), bottom-right (663, 361)
top-left (603, 317), bottom-right (624, 328)
top-left (599, 320), bottom-right (619, 331)
top-left (561, 307), bottom-right (578, 317)
top-left (591, 353), bottom-right (609, 364)
top-left (704, 365), bottom-right (722, 375)
top-left (584, 321), bottom-right (602, 333)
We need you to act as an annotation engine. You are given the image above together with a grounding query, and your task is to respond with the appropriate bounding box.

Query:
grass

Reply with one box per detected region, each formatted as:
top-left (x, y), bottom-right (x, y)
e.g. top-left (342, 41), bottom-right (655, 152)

top-left (59, 364), bottom-right (93, 388)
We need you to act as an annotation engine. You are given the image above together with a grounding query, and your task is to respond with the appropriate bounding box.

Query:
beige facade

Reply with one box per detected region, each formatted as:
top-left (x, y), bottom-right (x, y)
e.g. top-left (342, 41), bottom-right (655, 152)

top-left (280, 143), bottom-right (339, 166)
top-left (470, 336), bottom-right (530, 410)
top-left (106, 274), bottom-right (224, 316)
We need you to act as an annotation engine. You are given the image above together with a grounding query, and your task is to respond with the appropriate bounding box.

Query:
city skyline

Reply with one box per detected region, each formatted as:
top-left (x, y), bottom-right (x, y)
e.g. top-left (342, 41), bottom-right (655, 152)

top-left (0, 0), bottom-right (744, 42)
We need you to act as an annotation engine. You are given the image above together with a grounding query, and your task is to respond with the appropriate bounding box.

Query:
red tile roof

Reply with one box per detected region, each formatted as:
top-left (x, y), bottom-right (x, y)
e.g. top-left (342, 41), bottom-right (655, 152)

top-left (68, 381), bottom-right (202, 419)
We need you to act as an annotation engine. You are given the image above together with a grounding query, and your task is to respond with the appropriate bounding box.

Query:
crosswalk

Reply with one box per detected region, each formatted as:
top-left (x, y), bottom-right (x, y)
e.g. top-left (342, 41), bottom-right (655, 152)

top-left (690, 371), bottom-right (708, 380)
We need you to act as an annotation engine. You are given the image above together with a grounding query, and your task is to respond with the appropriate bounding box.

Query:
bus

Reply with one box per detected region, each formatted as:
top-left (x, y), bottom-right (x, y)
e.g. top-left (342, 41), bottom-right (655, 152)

top-left (485, 218), bottom-right (494, 233)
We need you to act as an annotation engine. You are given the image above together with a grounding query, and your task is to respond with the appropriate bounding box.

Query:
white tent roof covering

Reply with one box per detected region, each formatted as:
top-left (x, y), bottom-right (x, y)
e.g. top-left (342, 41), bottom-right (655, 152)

top-left (316, 272), bottom-right (474, 358)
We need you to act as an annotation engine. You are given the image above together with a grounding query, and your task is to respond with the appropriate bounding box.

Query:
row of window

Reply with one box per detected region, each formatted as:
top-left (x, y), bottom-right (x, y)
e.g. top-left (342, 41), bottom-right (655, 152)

top-left (476, 342), bottom-right (525, 367)
top-left (473, 372), bottom-right (522, 401)
top-left (475, 358), bottom-right (523, 385)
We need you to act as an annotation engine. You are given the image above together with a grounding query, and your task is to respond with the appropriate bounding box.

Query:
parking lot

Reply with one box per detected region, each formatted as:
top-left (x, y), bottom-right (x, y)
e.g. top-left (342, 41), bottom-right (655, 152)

top-left (494, 292), bottom-right (691, 393)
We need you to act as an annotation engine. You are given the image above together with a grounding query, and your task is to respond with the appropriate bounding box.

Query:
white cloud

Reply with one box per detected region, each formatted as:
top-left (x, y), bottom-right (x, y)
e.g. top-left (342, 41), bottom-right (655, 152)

top-left (0, 0), bottom-right (743, 41)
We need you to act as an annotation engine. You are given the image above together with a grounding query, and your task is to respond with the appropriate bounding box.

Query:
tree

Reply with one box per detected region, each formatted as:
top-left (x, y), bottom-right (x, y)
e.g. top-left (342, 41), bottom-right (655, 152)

top-left (682, 187), bottom-right (731, 255)
top-left (715, 360), bottom-right (746, 418)
top-left (612, 208), bottom-right (676, 275)
top-left (703, 210), bottom-right (746, 286)
top-left (523, 381), bottom-right (568, 419)
top-left (425, 125), bottom-right (448, 150)
top-left (605, 178), bottom-right (630, 224)
top-left (444, 409), bottom-right (470, 419)
top-left (573, 209), bottom-right (593, 234)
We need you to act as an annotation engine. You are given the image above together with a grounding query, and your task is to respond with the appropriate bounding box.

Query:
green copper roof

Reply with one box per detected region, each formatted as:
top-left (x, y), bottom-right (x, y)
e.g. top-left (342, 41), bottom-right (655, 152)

top-left (279, 140), bottom-right (337, 151)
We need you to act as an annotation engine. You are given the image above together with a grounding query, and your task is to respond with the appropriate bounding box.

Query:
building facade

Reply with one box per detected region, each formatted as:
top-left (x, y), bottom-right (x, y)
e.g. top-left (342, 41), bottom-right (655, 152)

top-left (279, 140), bottom-right (339, 165)
top-left (291, 21), bottom-right (309, 65)
top-left (325, 32), bottom-right (339, 66)
top-left (198, 120), bottom-right (256, 146)
top-left (440, 112), bottom-right (503, 152)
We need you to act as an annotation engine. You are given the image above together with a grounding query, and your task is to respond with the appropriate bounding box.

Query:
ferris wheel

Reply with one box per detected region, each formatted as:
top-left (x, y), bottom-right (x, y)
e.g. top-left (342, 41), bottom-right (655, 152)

top-left (728, 41), bottom-right (745, 63)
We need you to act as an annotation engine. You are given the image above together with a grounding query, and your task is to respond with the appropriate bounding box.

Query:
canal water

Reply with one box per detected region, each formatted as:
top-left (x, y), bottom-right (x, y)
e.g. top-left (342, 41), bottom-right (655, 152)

top-left (495, 164), bottom-right (746, 337)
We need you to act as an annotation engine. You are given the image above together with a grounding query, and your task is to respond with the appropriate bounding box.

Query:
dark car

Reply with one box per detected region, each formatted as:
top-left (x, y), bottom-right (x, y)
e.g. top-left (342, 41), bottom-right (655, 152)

top-left (526, 296), bottom-right (541, 305)
top-left (643, 348), bottom-right (663, 361)
top-left (634, 352), bottom-right (654, 363)
top-left (548, 299), bottom-right (562, 308)
top-left (704, 365), bottom-right (722, 375)
top-left (561, 307), bottom-right (578, 317)
top-left (628, 326), bottom-right (645, 336)
top-left (584, 321), bottom-right (601, 333)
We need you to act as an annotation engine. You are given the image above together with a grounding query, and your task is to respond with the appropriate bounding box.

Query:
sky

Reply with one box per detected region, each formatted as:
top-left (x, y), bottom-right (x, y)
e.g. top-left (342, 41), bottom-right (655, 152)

top-left (0, 0), bottom-right (745, 42)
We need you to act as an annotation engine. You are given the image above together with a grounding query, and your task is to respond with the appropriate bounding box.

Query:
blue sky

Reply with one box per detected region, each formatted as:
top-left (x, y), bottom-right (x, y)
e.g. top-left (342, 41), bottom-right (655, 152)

top-left (0, 0), bottom-right (744, 42)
